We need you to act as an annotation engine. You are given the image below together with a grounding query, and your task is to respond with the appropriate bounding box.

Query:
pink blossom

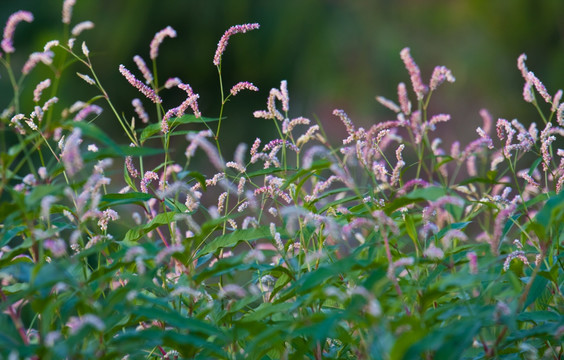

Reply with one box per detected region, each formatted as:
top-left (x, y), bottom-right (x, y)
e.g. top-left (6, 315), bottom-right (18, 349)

top-left (213, 23), bottom-right (260, 66)
top-left (528, 71), bottom-right (552, 103)
top-left (400, 47), bottom-right (428, 100)
top-left (230, 81), bottom-right (258, 96)
top-left (164, 77), bottom-right (182, 89)
top-left (2, 11), bottom-right (34, 54)
top-left (479, 108), bottom-right (493, 134)
top-left (503, 250), bottom-right (529, 272)
top-left (131, 98), bottom-right (149, 123)
top-left (517, 53), bottom-right (528, 79)
top-left (73, 104), bottom-right (102, 122)
top-left (140, 171), bottom-right (159, 193)
top-left (22, 51), bottom-right (54, 75)
top-left (62, 0), bottom-right (76, 24)
top-left (150, 26), bottom-right (176, 60)
top-left (551, 89), bottom-right (563, 112)
top-left (133, 55), bottom-right (153, 84)
top-left (119, 64), bottom-right (162, 104)
top-left (178, 83), bottom-right (201, 118)
top-left (71, 21), bottom-right (94, 36)
top-left (61, 128), bottom-right (83, 177)
top-left (467, 252), bottom-right (478, 274)
top-left (429, 65), bottom-right (455, 91)
top-left (33, 79), bottom-right (51, 102)
top-left (557, 103), bottom-right (564, 126)
top-left (397, 82), bottom-right (411, 115)
top-left (376, 96), bottom-right (400, 113)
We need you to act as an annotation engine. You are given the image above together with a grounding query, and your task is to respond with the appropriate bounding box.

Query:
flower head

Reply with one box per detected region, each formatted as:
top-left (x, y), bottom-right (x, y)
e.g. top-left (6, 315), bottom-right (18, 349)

top-left (400, 47), bottom-right (428, 100)
top-left (62, 0), bottom-right (76, 24)
top-left (213, 23), bottom-right (260, 66)
top-left (2, 11), bottom-right (34, 54)
top-left (150, 26), bottom-right (176, 60)
top-left (119, 64), bottom-right (162, 103)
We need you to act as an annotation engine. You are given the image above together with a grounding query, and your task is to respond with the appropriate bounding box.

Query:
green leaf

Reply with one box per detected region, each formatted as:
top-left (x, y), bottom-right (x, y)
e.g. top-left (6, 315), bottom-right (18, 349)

top-left (122, 211), bottom-right (177, 242)
top-left (240, 302), bottom-right (294, 322)
top-left (197, 226), bottom-right (271, 257)
top-left (100, 192), bottom-right (153, 208)
top-left (404, 186), bottom-right (447, 201)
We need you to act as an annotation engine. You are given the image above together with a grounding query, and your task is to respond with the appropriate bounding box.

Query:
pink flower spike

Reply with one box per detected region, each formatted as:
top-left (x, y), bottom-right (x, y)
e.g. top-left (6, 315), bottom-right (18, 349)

top-left (132, 98), bottom-right (149, 123)
top-left (140, 171), bottom-right (159, 193)
top-left (557, 103), bottom-right (564, 126)
top-left (528, 71), bottom-right (551, 103)
top-left (71, 21), bottom-right (94, 37)
top-left (230, 81), bottom-right (258, 96)
top-left (133, 55), bottom-right (153, 84)
top-left (33, 79), bottom-right (51, 103)
top-left (2, 11), bottom-right (34, 54)
top-left (429, 65), bottom-right (455, 91)
top-left (22, 51), bottom-right (54, 75)
top-left (552, 89), bottom-right (563, 113)
top-left (119, 64), bottom-right (162, 104)
top-left (213, 23), bottom-right (260, 66)
top-left (397, 82), bottom-right (411, 115)
top-left (400, 47), bottom-right (428, 101)
top-left (150, 26), bottom-right (176, 60)
top-left (517, 53), bottom-right (528, 80)
top-left (73, 104), bottom-right (102, 122)
top-left (62, 0), bottom-right (76, 24)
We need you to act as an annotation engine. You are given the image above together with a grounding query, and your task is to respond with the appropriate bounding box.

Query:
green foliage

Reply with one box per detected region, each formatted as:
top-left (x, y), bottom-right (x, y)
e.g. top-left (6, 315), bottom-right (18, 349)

top-left (0, 2), bottom-right (563, 360)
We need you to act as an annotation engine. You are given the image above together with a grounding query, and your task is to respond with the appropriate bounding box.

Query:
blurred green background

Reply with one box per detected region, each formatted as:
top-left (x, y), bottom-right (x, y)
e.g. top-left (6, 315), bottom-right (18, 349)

top-left (1, 0), bottom-right (563, 154)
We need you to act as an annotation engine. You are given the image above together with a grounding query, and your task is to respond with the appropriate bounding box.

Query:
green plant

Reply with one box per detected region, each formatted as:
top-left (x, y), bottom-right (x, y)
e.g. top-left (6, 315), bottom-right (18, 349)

top-left (0, 2), bottom-right (562, 359)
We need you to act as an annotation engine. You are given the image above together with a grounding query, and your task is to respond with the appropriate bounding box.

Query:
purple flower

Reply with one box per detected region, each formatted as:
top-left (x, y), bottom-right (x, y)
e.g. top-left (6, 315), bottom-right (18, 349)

top-left (22, 51), bottom-right (53, 75)
top-left (150, 26), bottom-right (176, 60)
top-left (119, 64), bottom-right (162, 103)
top-left (213, 23), bottom-right (260, 66)
top-left (73, 104), bottom-right (102, 122)
top-left (132, 98), bottom-right (149, 124)
top-left (230, 81), bottom-right (258, 96)
top-left (133, 55), bottom-right (153, 84)
top-left (33, 79), bottom-right (51, 102)
top-left (2, 11), bottom-right (34, 54)
top-left (140, 171), bottom-right (159, 193)
top-left (61, 128), bottom-right (83, 177)
top-left (429, 65), bottom-right (455, 91)
top-left (400, 47), bottom-right (428, 101)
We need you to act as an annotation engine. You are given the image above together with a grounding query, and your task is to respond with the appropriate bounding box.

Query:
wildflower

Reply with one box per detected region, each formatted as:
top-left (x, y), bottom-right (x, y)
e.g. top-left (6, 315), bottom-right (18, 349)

top-left (119, 64), bottom-right (162, 103)
top-left (73, 104), bottom-right (102, 121)
top-left (133, 55), bottom-right (153, 84)
top-left (424, 243), bottom-right (444, 260)
top-left (1, 11), bottom-right (34, 54)
top-left (217, 192), bottom-right (228, 214)
top-left (40, 195), bottom-right (57, 219)
top-left (400, 47), bottom-right (427, 100)
top-left (44, 40), bottom-right (59, 52)
top-left (71, 21), bottom-right (94, 36)
top-left (150, 26), bottom-right (176, 60)
top-left (552, 89), bottom-right (562, 113)
top-left (81, 41), bottom-right (89, 57)
top-left (390, 144), bottom-right (405, 186)
top-left (38, 167), bottom-right (48, 180)
top-left (296, 125), bottom-right (320, 146)
top-left (376, 96), bottom-right (400, 113)
top-left (250, 138), bottom-right (261, 157)
top-left (186, 131), bottom-right (224, 170)
top-left (177, 83), bottom-right (201, 117)
top-left (164, 77), bottom-right (182, 89)
top-left (428, 114), bottom-right (450, 130)
top-left (213, 23), bottom-right (260, 66)
top-left (467, 251), bottom-right (478, 274)
top-left (61, 128), bottom-right (83, 176)
top-left (140, 171), bottom-right (158, 193)
top-left (230, 81), bottom-right (258, 96)
top-left (125, 154), bottom-right (139, 178)
top-left (132, 98), bottom-right (149, 123)
top-left (98, 209), bottom-right (119, 231)
top-left (62, 0), bottom-right (76, 24)
top-left (522, 81), bottom-right (534, 103)
top-left (237, 177), bottom-right (246, 195)
top-left (33, 79), bottom-right (51, 103)
top-left (155, 244), bottom-right (184, 264)
top-left (44, 239), bottom-right (66, 257)
top-left (429, 65), bottom-right (455, 91)
top-left (397, 82), bottom-right (411, 115)
top-left (22, 51), bottom-right (54, 75)
top-left (528, 71), bottom-right (551, 103)
top-left (218, 284), bottom-right (246, 298)
top-left (558, 103), bottom-right (564, 127)
top-left (66, 314), bottom-right (105, 334)
top-left (283, 116), bottom-right (310, 134)
top-left (503, 250), bottom-right (529, 271)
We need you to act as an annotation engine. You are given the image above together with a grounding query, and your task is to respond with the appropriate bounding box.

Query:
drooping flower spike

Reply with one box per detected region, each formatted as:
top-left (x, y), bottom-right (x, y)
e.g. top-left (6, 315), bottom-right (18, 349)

top-left (213, 23), bottom-right (260, 66)
top-left (2, 10), bottom-right (34, 54)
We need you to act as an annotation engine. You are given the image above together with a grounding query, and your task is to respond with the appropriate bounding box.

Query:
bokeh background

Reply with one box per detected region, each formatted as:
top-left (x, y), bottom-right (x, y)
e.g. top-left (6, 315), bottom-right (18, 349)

top-left (1, 0), bottom-right (563, 156)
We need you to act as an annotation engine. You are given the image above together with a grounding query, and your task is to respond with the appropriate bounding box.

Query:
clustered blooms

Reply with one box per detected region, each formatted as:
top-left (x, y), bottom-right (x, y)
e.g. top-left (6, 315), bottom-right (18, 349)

top-left (119, 64), bottom-right (162, 104)
top-left (230, 81), bottom-right (259, 96)
top-left (213, 23), bottom-right (260, 66)
top-left (1, 10), bottom-right (34, 54)
top-left (149, 26), bottom-right (176, 60)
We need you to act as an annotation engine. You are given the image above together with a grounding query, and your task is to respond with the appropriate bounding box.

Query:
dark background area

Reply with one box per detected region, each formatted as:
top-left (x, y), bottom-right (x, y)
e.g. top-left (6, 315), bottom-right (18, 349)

top-left (1, 0), bottom-right (563, 157)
